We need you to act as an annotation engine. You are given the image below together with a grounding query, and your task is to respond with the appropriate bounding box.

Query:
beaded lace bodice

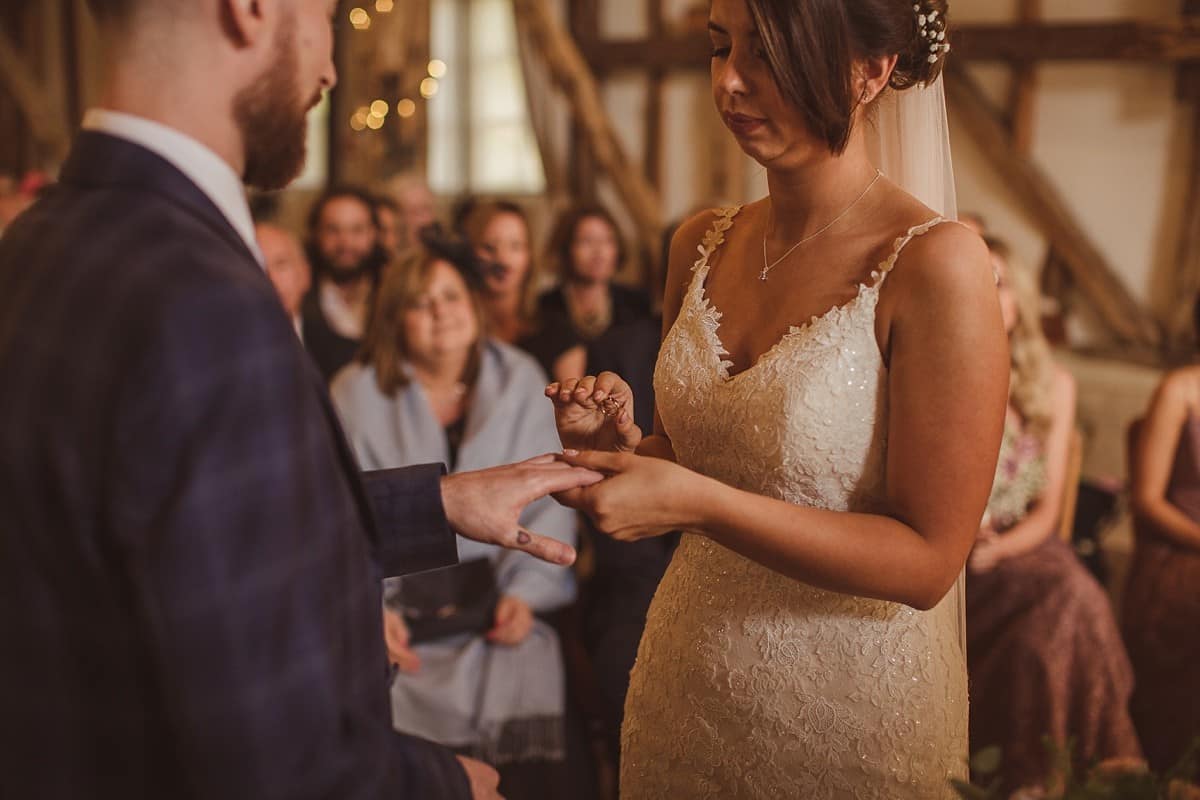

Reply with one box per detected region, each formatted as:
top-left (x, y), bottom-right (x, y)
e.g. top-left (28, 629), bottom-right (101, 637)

top-left (619, 207), bottom-right (968, 799)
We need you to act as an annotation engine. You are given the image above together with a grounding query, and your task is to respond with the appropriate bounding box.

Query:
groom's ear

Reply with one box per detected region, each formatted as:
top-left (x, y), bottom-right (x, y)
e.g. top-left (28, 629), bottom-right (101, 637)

top-left (856, 54), bottom-right (899, 106)
top-left (221, 0), bottom-right (271, 48)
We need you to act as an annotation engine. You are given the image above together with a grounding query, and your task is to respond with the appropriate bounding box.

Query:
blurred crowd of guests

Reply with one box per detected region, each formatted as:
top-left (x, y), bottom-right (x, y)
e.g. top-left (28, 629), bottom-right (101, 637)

top-left (250, 176), bottom-right (666, 799)
top-left (160, 179), bottom-right (1200, 795)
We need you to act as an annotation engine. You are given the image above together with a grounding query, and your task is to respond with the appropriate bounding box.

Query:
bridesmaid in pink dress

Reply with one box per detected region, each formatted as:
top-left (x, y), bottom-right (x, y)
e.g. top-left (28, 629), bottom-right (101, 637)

top-left (966, 239), bottom-right (1141, 790)
top-left (1127, 338), bottom-right (1200, 769)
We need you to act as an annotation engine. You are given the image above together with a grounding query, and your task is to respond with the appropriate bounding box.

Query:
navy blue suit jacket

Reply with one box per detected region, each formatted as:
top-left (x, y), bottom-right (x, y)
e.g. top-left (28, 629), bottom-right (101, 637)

top-left (0, 132), bottom-right (468, 799)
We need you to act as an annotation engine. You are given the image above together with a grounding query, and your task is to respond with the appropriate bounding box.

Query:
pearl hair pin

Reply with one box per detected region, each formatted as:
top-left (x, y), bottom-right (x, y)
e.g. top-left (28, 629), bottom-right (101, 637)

top-left (914, 4), bottom-right (951, 64)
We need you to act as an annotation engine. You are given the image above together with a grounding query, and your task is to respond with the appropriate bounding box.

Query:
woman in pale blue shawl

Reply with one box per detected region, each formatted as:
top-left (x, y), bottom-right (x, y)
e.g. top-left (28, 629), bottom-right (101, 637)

top-left (330, 237), bottom-right (576, 799)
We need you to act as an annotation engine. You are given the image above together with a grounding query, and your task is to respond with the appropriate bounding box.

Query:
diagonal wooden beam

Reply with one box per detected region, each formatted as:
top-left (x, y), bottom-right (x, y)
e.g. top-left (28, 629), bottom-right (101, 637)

top-left (512, 0), bottom-right (663, 261)
top-left (944, 64), bottom-right (1161, 348)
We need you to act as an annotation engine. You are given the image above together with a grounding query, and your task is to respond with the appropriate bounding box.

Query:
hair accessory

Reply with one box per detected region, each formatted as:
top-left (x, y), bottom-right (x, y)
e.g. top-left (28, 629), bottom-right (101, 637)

top-left (913, 3), bottom-right (951, 64)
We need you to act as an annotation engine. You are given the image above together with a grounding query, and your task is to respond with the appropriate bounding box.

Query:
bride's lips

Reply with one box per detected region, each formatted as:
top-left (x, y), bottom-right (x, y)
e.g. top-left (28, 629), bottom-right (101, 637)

top-left (723, 112), bottom-right (766, 136)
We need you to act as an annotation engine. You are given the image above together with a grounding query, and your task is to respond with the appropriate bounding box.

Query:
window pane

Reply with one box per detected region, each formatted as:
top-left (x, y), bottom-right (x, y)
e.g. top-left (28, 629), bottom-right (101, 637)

top-left (472, 121), bottom-right (546, 194)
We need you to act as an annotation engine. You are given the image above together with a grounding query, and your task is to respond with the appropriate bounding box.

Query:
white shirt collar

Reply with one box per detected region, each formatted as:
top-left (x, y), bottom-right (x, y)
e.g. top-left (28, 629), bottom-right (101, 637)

top-left (81, 109), bottom-right (264, 267)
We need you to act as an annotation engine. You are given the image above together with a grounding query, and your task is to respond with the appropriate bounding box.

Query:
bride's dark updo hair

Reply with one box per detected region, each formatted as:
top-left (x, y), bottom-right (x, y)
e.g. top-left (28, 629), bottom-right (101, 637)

top-left (745, 0), bottom-right (950, 153)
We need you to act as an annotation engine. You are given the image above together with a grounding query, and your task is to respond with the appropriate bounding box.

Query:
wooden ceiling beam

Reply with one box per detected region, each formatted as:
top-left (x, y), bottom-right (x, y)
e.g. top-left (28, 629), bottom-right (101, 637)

top-left (581, 20), bottom-right (1200, 74)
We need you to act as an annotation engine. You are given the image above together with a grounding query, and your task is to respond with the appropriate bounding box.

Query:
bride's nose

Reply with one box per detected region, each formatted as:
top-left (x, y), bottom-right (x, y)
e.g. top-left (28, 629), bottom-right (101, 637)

top-left (715, 46), bottom-right (752, 97)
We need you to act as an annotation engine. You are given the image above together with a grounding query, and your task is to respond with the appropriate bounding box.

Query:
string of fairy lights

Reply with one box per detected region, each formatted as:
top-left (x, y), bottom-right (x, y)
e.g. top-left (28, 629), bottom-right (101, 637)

top-left (346, 2), bottom-right (447, 132)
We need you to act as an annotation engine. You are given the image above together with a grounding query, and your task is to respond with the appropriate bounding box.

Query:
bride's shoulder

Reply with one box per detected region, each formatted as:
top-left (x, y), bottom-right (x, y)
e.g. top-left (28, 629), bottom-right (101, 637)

top-left (668, 200), bottom-right (767, 259)
top-left (876, 213), bottom-right (994, 327)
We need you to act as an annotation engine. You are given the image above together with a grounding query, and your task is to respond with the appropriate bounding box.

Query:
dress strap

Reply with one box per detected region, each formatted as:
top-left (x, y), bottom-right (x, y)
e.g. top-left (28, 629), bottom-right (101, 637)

top-left (870, 216), bottom-right (952, 287)
top-left (692, 205), bottom-right (742, 274)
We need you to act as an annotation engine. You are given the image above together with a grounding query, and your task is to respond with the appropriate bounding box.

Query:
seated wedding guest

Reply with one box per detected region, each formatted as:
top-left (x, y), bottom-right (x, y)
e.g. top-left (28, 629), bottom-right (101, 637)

top-left (540, 204), bottom-right (650, 343)
top-left (256, 221), bottom-right (311, 339)
top-left (566, 220), bottom-right (680, 769)
top-left (967, 238), bottom-right (1141, 790)
top-left (301, 186), bottom-right (389, 380)
top-left (1126, 309), bottom-right (1200, 769)
top-left (387, 171), bottom-right (438, 249)
top-left (331, 232), bottom-right (577, 800)
top-left (375, 193), bottom-right (403, 255)
top-left (462, 200), bottom-right (585, 383)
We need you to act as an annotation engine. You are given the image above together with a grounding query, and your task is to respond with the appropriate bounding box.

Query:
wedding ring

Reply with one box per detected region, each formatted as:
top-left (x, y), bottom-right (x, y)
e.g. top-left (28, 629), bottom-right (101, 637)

top-left (599, 396), bottom-right (625, 418)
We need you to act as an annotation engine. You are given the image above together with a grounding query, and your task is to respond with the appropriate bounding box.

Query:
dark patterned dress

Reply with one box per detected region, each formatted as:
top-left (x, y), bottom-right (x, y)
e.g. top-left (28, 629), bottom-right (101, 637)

top-left (968, 417), bottom-right (1142, 790)
top-left (1124, 414), bottom-right (1200, 770)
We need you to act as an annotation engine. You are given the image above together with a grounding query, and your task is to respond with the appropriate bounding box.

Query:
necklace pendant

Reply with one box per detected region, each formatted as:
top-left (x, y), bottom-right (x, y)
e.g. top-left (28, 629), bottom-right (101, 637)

top-left (759, 266), bottom-right (769, 281)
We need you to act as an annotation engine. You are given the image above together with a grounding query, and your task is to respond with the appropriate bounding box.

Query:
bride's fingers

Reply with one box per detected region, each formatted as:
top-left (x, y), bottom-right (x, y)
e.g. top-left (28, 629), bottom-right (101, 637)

top-left (557, 377), bottom-right (581, 403)
top-left (545, 382), bottom-right (560, 398)
top-left (572, 376), bottom-right (599, 409)
top-left (592, 371), bottom-right (632, 403)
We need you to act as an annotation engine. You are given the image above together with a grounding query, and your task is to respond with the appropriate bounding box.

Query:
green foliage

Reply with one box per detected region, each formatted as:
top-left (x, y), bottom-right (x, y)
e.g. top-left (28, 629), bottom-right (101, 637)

top-left (951, 738), bottom-right (1200, 800)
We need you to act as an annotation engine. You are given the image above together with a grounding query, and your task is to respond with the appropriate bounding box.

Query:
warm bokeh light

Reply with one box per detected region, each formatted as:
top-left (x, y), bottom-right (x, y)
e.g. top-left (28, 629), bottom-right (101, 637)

top-left (366, 114), bottom-right (385, 131)
top-left (396, 98), bottom-right (417, 118)
top-left (427, 59), bottom-right (447, 79)
top-left (370, 99), bottom-right (390, 117)
top-left (350, 108), bottom-right (369, 131)
top-left (349, 7), bottom-right (371, 30)
top-left (419, 77), bottom-right (439, 99)
top-left (375, 0), bottom-right (394, 12)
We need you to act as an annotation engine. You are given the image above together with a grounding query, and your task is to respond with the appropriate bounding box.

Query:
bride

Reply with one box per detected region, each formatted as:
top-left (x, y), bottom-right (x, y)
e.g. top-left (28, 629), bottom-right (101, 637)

top-left (548, 0), bottom-right (1007, 797)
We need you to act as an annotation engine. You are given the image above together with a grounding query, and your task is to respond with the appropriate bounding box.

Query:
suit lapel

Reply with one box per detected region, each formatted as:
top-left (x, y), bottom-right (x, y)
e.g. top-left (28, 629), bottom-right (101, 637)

top-left (59, 131), bottom-right (261, 270)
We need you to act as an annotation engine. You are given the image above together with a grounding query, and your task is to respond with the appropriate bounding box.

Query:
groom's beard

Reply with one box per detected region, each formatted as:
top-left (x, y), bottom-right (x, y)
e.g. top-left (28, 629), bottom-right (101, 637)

top-left (233, 17), bottom-right (316, 191)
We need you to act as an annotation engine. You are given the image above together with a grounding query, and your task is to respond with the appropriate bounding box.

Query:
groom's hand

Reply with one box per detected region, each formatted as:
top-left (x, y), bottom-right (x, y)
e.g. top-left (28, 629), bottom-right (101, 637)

top-left (440, 454), bottom-right (603, 566)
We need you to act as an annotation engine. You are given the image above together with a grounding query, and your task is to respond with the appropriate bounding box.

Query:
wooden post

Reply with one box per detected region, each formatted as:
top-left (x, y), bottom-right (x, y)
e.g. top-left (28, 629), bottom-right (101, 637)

top-left (1165, 0), bottom-right (1200, 355)
top-left (644, 0), bottom-right (664, 189)
top-left (567, 0), bottom-right (599, 200)
top-left (945, 64), bottom-right (1161, 349)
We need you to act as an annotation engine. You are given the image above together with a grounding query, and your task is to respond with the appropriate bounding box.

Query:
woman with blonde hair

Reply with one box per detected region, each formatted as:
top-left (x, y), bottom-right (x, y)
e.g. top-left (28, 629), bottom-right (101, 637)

top-left (330, 234), bottom-right (577, 800)
top-left (966, 238), bottom-right (1140, 790)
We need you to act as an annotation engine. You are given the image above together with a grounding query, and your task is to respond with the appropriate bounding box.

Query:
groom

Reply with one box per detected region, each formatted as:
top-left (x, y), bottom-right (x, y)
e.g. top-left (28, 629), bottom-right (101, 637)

top-left (0, 1), bottom-right (600, 798)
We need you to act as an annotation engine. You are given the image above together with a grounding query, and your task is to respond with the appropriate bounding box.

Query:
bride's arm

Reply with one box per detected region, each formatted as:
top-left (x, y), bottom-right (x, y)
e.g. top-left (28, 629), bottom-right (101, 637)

top-left (562, 225), bottom-right (1007, 611)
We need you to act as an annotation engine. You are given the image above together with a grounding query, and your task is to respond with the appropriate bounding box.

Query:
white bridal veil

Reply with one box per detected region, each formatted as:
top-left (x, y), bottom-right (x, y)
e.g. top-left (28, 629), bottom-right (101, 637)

top-left (866, 74), bottom-right (959, 221)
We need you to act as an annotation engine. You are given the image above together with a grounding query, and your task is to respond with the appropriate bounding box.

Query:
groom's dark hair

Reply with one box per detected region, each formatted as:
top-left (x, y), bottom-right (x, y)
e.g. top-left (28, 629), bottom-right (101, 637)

top-left (744, 0), bottom-right (951, 154)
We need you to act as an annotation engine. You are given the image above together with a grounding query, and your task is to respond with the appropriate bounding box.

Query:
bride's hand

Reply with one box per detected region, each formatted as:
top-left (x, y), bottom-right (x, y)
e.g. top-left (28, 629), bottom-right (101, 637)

top-left (553, 450), bottom-right (704, 542)
top-left (546, 372), bottom-right (642, 453)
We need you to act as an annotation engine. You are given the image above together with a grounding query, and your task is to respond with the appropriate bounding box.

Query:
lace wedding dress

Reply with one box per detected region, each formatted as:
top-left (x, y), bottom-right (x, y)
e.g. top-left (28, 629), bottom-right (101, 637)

top-left (620, 207), bottom-right (968, 799)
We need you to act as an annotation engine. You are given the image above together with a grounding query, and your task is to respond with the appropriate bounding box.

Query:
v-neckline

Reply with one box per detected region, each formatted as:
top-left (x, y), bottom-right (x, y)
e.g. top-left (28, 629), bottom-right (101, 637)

top-left (692, 213), bottom-right (946, 383)
top-left (698, 274), bottom-right (878, 383)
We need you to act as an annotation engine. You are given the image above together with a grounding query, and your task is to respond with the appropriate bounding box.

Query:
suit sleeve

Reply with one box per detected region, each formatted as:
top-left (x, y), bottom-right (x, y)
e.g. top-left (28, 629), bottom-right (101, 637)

top-left (113, 275), bottom-right (466, 799)
top-left (362, 465), bottom-right (459, 576)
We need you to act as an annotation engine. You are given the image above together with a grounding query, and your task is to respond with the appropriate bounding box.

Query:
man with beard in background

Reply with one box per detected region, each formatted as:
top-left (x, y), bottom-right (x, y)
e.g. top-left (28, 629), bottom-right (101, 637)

top-left (301, 186), bottom-right (388, 380)
top-left (0, 1), bottom-right (603, 799)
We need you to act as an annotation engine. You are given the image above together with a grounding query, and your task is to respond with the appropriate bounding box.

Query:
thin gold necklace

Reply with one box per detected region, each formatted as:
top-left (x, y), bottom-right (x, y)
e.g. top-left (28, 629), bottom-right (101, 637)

top-left (760, 169), bottom-right (882, 281)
